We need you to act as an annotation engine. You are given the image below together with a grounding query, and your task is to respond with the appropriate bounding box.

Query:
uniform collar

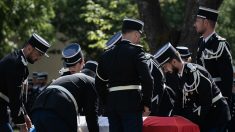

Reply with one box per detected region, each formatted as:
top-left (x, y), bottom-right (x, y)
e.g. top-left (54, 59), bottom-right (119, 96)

top-left (59, 67), bottom-right (70, 76)
top-left (204, 31), bottom-right (215, 43)
top-left (178, 62), bottom-right (185, 77)
top-left (21, 49), bottom-right (28, 66)
top-left (121, 39), bottom-right (143, 48)
top-left (121, 39), bottom-right (132, 43)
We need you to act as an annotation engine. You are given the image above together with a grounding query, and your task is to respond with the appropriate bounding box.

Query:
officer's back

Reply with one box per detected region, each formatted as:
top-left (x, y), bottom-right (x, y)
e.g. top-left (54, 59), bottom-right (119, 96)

top-left (102, 41), bottom-right (144, 87)
top-left (96, 18), bottom-right (153, 132)
top-left (32, 73), bottom-right (98, 131)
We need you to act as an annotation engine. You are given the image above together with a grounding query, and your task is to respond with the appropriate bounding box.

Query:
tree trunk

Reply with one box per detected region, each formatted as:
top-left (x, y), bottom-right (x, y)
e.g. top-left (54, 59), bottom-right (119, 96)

top-left (137, 0), bottom-right (169, 53)
top-left (178, 0), bottom-right (199, 61)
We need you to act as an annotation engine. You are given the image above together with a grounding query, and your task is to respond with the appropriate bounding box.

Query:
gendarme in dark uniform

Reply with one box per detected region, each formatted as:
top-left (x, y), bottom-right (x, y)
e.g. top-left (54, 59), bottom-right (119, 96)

top-left (155, 43), bottom-right (231, 132)
top-left (180, 63), bottom-right (230, 131)
top-left (95, 18), bottom-right (153, 132)
top-left (0, 33), bottom-right (50, 131)
top-left (31, 72), bottom-right (99, 132)
top-left (163, 46), bottom-right (192, 116)
top-left (59, 43), bottom-right (83, 76)
top-left (195, 6), bottom-right (233, 100)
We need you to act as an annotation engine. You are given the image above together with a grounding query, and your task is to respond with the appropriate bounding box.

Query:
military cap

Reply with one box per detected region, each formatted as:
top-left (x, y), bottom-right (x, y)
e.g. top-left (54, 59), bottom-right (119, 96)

top-left (28, 33), bottom-right (51, 57)
top-left (37, 72), bottom-right (48, 80)
top-left (122, 18), bottom-right (144, 33)
top-left (105, 31), bottom-right (122, 49)
top-left (82, 60), bottom-right (98, 73)
top-left (197, 6), bottom-right (219, 21)
top-left (62, 43), bottom-right (83, 67)
top-left (176, 46), bottom-right (191, 59)
top-left (153, 42), bottom-right (178, 68)
top-left (32, 72), bottom-right (38, 78)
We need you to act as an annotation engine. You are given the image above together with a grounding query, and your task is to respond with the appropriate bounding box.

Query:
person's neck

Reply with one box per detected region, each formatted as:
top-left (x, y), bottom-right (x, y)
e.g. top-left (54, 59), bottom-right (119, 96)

top-left (122, 34), bottom-right (135, 44)
top-left (202, 28), bottom-right (215, 39)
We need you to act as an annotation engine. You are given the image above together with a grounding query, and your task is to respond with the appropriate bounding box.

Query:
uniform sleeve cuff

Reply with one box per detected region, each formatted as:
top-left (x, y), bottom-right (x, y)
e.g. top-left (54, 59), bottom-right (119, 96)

top-left (16, 123), bottom-right (26, 126)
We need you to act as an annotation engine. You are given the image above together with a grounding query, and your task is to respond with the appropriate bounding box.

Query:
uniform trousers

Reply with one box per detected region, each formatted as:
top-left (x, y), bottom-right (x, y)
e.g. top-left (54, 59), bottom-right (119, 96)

top-left (201, 124), bottom-right (226, 132)
top-left (32, 110), bottom-right (74, 132)
top-left (108, 111), bottom-right (142, 132)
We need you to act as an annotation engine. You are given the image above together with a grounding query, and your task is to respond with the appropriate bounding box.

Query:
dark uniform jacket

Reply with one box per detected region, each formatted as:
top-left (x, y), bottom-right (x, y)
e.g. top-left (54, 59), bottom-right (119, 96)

top-left (145, 54), bottom-right (181, 116)
top-left (180, 63), bottom-right (231, 129)
top-left (0, 50), bottom-right (28, 125)
top-left (228, 93), bottom-right (235, 131)
top-left (95, 40), bottom-right (153, 113)
top-left (196, 33), bottom-right (233, 99)
top-left (23, 87), bottom-right (35, 118)
top-left (32, 73), bottom-right (99, 132)
top-left (165, 72), bottom-right (183, 116)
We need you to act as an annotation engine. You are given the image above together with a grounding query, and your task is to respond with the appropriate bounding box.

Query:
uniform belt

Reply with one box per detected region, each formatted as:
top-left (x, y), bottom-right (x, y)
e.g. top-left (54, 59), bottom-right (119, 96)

top-left (109, 85), bottom-right (141, 92)
top-left (213, 77), bottom-right (221, 82)
top-left (212, 92), bottom-right (223, 104)
top-left (47, 85), bottom-right (78, 114)
top-left (0, 92), bottom-right (9, 103)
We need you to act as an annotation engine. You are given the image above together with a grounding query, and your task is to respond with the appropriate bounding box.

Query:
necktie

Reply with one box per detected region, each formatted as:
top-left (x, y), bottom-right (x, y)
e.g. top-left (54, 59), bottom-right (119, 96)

top-left (201, 39), bottom-right (206, 51)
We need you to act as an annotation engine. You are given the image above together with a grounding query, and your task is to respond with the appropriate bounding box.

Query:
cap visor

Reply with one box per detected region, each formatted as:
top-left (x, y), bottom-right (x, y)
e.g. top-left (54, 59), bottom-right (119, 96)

top-left (45, 53), bottom-right (49, 57)
top-left (197, 15), bottom-right (206, 19)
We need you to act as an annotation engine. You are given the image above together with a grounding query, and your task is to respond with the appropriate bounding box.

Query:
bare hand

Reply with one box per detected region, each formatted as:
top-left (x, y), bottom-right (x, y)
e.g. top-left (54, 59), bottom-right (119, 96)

top-left (142, 106), bottom-right (151, 117)
top-left (24, 114), bottom-right (32, 128)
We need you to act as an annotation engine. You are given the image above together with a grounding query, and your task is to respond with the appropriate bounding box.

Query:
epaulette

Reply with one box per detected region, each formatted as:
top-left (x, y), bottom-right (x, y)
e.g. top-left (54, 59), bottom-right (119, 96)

top-left (144, 53), bottom-right (153, 60)
top-left (215, 34), bottom-right (226, 41)
top-left (186, 63), bottom-right (197, 72)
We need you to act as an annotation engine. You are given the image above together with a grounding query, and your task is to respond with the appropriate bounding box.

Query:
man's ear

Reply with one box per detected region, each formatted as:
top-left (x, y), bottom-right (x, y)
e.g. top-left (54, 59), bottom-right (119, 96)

top-left (25, 44), bottom-right (34, 52)
top-left (171, 59), bottom-right (179, 66)
top-left (171, 59), bottom-right (177, 64)
top-left (204, 19), bottom-right (209, 26)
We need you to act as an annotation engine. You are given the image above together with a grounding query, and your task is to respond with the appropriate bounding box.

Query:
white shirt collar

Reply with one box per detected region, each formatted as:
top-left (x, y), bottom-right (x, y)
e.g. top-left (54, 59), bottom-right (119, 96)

top-left (204, 31), bottom-right (215, 43)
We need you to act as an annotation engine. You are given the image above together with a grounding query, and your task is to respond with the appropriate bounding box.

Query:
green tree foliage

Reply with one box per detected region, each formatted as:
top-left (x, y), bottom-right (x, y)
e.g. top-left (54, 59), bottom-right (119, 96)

top-left (159, 0), bottom-right (185, 30)
top-left (53, 0), bottom-right (138, 59)
top-left (0, 0), bottom-right (55, 58)
top-left (217, 0), bottom-right (235, 59)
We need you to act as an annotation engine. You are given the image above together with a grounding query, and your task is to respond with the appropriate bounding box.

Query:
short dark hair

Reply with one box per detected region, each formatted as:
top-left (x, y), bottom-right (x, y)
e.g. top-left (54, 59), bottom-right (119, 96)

top-left (207, 19), bottom-right (216, 28)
